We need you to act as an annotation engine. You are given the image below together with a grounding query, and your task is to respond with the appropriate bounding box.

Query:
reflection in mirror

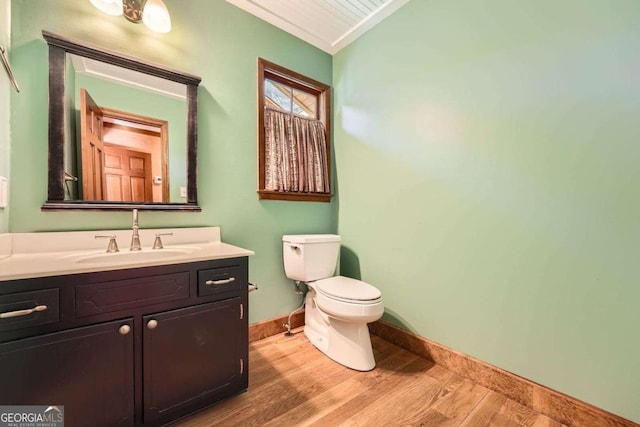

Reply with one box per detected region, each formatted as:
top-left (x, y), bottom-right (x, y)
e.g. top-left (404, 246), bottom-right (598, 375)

top-left (43, 31), bottom-right (201, 211)
top-left (64, 55), bottom-right (187, 203)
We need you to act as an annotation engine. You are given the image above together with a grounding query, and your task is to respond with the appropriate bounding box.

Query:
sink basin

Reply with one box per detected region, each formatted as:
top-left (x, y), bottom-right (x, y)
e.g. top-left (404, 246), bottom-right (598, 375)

top-left (73, 248), bottom-right (195, 264)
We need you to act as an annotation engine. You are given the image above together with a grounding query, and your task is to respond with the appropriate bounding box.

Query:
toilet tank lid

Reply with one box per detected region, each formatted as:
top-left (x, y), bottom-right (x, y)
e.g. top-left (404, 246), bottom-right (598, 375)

top-left (282, 234), bottom-right (341, 244)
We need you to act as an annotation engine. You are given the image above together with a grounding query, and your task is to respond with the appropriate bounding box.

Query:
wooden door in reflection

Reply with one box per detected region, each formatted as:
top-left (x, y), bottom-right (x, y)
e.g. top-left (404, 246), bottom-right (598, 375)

top-left (104, 146), bottom-right (153, 202)
top-left (80, 88), bottom-right (105, 200)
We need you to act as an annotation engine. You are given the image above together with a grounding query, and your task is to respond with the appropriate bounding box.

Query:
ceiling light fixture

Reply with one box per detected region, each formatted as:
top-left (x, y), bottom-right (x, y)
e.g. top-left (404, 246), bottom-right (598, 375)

top-left (90, 0), bottom-right (172, 33)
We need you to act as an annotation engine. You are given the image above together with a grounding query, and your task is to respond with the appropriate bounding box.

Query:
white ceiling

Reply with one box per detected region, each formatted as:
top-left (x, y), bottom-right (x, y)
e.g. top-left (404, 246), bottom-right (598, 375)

top-left (226, 0), bottom-right (410, 55)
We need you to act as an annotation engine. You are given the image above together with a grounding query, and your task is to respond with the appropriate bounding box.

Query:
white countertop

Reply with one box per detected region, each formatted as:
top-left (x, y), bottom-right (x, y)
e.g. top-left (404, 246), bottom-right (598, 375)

top-left (0, 227), bottom-right (254, 281)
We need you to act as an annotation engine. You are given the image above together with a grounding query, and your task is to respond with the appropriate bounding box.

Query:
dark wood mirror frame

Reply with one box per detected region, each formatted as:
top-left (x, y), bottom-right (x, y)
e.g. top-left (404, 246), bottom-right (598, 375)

top-left (42, 31), bottom-right (202, 211)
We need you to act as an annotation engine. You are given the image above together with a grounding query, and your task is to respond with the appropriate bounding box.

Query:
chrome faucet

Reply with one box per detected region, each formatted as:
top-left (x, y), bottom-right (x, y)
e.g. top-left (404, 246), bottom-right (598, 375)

top-left (130, 209), bottom-right (142, 251)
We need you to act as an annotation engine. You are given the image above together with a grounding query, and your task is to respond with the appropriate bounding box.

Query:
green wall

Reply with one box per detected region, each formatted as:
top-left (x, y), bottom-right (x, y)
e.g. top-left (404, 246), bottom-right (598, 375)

top-left (8, 0), bottom-right (335, 322)
top-left (334, 0), bottom-right (640, 422)
top-left (0, 0), bottom-right (9, 232)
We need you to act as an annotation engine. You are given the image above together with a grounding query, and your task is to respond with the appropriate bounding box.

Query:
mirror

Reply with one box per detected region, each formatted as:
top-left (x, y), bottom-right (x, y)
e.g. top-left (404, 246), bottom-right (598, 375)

top-left (71, 55), bottom-right (187, 203)
top-left (42, 31), bottom-right (201, 211)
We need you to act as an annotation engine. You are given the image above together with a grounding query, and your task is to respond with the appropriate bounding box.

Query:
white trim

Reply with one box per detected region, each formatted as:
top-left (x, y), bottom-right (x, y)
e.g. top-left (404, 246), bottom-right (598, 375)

top-left (330, 0), bottom-right (410, 54)
top-left (225, 0), bottom-right (410, 55)
top-left (70, 55), bottom-right (186, 100)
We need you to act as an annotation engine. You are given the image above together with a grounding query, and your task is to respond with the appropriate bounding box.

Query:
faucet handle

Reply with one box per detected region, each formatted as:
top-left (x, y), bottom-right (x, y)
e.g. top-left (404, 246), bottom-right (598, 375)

top-left (95, 235), bottom-right (119, 253)
top-left (153, 232), bottom-right (173, 250)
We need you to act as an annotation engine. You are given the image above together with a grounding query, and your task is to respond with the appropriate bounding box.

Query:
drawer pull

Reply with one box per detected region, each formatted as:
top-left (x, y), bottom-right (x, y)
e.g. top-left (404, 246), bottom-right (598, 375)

top-left (0, 305), bottom-right (48, 319)
top-left (147, 319), bottom-right (158, 330)
top-left (119, 325), bottom-right (131, 335)
top-left (205, 277), bottom-right (236, 286)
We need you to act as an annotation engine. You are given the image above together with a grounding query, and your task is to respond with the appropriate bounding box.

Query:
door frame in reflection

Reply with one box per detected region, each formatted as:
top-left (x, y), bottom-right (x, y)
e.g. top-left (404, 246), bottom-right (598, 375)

top-left (80, 88), bottom-right (169, 202)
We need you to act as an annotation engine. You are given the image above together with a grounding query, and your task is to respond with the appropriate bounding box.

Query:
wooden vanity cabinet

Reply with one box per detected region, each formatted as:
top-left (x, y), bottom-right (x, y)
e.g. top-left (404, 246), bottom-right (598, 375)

top-left (143, 299), bottom-right (244, 424)
top-left (0, 318), bottom-right (135, 427)
top-left (0, 257), bottom-right (249, 427)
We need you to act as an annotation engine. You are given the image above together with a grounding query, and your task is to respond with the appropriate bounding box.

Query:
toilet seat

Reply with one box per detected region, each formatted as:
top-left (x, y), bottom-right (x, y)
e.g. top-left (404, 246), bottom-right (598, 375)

top-left (315, 276), bottom-right (382, 305)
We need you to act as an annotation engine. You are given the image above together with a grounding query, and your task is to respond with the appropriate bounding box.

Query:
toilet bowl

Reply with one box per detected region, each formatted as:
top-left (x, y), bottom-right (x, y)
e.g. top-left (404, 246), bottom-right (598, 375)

top-left (282, 235), bottom-right (384, 371)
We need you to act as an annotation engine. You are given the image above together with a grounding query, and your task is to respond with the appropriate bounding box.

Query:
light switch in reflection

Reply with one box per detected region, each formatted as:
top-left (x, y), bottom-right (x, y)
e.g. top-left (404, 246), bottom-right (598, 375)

top-left (180, 186), bottom-right (187, 198)
top-left (0, 176), bottom-right (6, 208)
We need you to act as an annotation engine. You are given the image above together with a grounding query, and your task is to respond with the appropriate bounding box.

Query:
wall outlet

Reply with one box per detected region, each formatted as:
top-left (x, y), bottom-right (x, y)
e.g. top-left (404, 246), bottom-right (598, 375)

top-left (180, 186), bottom-right (187, 198)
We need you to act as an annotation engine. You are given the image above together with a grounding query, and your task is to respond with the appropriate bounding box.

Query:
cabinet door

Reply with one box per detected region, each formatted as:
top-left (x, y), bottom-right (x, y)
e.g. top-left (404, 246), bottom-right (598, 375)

top-left (0, 319), bottom-right (134, 427)
top-left (143, 299), bottom-right (244, 424)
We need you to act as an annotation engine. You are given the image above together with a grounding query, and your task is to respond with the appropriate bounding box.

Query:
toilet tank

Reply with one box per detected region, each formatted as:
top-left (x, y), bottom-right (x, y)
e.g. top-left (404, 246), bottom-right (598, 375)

top-left (282, 234), bottom-right (341, 282)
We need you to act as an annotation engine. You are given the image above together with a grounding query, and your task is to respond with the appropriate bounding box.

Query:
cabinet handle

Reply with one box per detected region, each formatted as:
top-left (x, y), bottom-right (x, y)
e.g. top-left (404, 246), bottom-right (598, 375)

top-left (0, 305), bottom-right (48, 319)
top-left (147, 319), bottom-right (158, 329)
top-left (205, 277), bottom-right (236, 286)
top-left (119, 325), bottom-right (131, 335)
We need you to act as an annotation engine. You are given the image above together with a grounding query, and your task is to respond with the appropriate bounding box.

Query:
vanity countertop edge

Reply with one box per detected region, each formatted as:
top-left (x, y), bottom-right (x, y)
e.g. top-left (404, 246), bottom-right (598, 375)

top-left (0, 227), bottom-right (254, 282)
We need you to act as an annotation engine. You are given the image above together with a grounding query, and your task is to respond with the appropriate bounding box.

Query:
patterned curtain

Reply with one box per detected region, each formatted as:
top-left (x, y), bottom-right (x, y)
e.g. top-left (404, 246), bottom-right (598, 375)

top-left (264, 107), bottom-right (329, 193)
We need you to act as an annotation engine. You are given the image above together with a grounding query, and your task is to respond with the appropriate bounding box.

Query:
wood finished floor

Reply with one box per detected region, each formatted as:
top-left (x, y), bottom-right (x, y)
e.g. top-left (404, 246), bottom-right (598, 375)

top-left (175, 329), bottom-right (566, 427)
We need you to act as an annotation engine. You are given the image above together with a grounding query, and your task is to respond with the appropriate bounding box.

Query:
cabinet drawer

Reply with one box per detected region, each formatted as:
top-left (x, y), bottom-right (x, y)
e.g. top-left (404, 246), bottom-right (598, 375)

top-left (198, 265), bottom-right (242, 297)
top-left (76, 272), bottom-right (189, 317)
top-left (0, 289), bottom-right (60, 333)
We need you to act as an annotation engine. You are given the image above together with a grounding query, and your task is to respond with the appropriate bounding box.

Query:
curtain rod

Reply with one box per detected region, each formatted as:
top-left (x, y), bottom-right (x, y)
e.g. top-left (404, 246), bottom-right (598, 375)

top-left (0, 46), bottom-right (20, 93)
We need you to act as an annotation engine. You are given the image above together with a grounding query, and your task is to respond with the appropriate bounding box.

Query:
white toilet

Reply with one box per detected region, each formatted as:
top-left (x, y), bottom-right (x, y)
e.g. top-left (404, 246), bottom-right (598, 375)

top-left (282, 234), bottom-right (384, 371)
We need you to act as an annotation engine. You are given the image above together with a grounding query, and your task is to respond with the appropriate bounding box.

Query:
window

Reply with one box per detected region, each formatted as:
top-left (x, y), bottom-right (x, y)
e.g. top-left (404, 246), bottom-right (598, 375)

top-left (257, 58), bottom-right (332, 202)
